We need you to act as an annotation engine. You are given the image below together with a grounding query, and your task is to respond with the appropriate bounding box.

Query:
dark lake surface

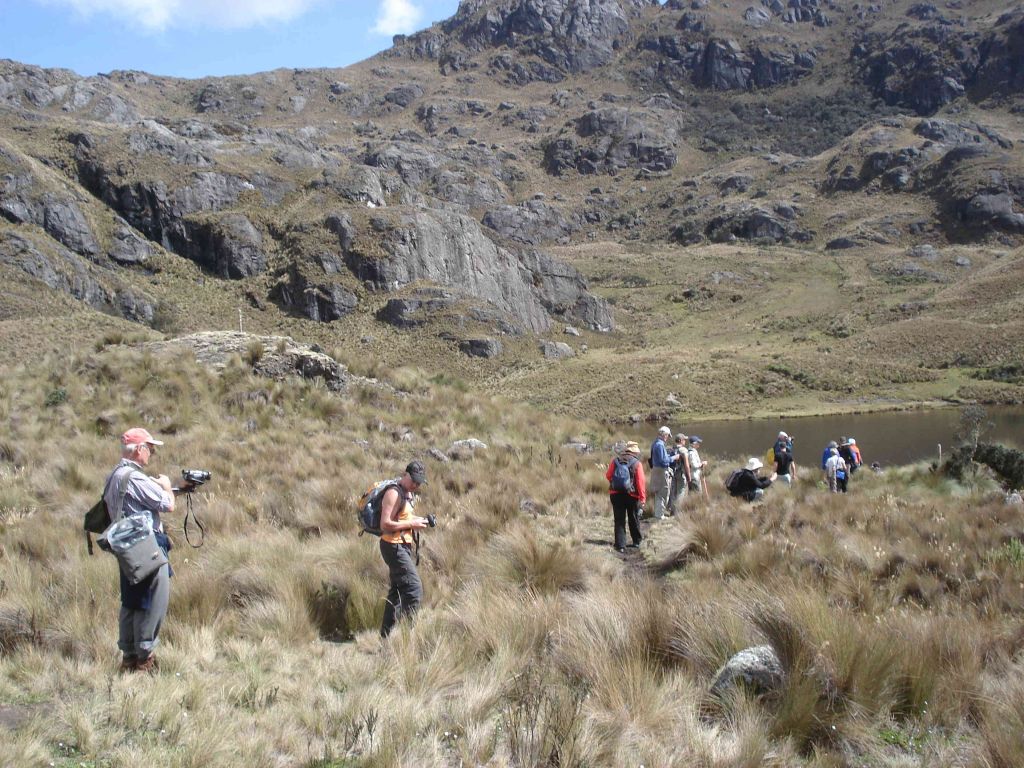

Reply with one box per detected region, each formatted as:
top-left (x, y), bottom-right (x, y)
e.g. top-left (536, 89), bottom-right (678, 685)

top-left (618, 406), bottom-right (1024, 468)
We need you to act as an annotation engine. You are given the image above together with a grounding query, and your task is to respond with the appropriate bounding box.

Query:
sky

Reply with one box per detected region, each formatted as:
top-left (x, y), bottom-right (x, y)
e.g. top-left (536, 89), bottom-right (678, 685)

top-left (0, 0), bottom-right (462, 79)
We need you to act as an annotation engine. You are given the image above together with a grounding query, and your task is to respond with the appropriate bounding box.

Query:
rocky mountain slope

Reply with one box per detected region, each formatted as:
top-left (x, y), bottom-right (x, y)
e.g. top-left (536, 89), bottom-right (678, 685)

top-left (1, 0), bottom-right (1022, 419)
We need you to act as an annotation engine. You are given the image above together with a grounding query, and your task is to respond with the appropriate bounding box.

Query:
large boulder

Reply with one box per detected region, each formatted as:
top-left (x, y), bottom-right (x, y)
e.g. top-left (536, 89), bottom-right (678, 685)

top-left (459, 337), bottom-right (503, 358)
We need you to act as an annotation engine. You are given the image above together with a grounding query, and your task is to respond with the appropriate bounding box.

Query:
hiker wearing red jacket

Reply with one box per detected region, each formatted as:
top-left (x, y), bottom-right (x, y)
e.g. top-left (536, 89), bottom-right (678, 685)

top-left (605, 441), bottom-right (647, 553)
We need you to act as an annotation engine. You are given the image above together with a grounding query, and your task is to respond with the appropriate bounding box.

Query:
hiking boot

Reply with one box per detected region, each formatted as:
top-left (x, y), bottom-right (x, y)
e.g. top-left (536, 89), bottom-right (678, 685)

top-left (615, 546), bottom-right (625, 553)
top-left (119, 655), bottom-right (137, 673)
top-left (135, 655), bottom-right (158, 674)
top-left (627, 542), bottom-right (641, 549)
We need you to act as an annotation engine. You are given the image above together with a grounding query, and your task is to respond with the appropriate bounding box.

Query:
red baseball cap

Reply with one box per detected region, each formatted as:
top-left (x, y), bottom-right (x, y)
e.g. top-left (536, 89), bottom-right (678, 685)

top-left (121, 427), bottom-right (164, 447)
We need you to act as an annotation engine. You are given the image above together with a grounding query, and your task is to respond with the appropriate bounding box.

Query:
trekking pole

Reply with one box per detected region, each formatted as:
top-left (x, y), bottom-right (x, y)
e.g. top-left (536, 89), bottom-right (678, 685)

top-left (701, 474), bottom-right (710, 502)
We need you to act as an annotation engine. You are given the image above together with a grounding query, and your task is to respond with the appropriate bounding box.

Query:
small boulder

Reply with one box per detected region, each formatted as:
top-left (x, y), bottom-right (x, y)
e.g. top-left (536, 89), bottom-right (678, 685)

top-left (710, 645), bottom-right (784, 697)
top-left (459, 338), bottom-right (503, 358)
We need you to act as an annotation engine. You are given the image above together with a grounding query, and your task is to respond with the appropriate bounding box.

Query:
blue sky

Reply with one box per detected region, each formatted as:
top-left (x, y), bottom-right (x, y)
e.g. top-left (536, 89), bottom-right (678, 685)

top-left (0, 0), bottom-right (461, 79)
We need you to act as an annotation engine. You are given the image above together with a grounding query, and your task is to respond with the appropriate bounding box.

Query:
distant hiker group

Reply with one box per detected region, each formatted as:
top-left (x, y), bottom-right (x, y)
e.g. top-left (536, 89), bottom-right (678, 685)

top-left (821, 436), bottom-right (863, 493)
top-left (606, 426), bottom-right (869, 551)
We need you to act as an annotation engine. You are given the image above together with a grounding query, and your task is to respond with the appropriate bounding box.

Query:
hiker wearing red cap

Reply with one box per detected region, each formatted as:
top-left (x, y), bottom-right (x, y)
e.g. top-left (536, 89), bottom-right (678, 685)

top-left (104, 428), bottom-right (175, 673)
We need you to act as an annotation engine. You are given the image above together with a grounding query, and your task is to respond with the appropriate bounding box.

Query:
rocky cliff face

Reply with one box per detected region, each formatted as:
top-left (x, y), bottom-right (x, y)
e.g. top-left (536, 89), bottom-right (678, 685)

top-left (0, 0), bottom-right (1022, 355)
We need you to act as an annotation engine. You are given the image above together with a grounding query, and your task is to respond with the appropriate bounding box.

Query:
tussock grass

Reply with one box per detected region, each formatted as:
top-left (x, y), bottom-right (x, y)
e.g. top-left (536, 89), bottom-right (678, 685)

top-left (0, 343), bottom-right (1022, 765)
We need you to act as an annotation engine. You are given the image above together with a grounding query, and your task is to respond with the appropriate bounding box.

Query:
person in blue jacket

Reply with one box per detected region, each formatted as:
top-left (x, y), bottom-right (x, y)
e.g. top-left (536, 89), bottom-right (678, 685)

top-left (649, 426), bottom-right (680, 519)
top-left (821, 440), bottom-right (838, 482)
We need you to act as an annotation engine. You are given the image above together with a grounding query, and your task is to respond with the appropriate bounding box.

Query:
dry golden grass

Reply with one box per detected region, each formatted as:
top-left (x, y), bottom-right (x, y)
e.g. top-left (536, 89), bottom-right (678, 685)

top-left (0, 340), bottom-right (1022, 767)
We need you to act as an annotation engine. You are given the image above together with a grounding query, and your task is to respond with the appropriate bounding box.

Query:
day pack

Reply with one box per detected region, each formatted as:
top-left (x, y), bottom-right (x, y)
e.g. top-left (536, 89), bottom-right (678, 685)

top-left (609, 457), bottom-right (637, 494)
top-left (725, 469), bottom-right (744, 495)
top-left (84, 465), bottom-right (133, 555)
top-left (357, 478), bottom-right (403, 536)
top-left (764, 447), bottom-right (776, 467)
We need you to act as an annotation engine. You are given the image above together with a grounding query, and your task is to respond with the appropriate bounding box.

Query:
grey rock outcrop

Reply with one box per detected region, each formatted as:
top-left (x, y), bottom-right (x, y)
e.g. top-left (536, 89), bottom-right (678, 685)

top-left (347, 207), bottom-right (611, 333)
top-left (145, 332), bottom-right (352, 392)
top-left (273, 264), bottom-right (358, 322)
top-left (639, 36), bottom-right (816, 91)
top-left (850, 14), bottom-right (1024, 114)
top-left (186, 213), bottom-right (268, 278)
top-left (482, 198), bottom-right (576, 244)
top-left (376, 288), bottom-right (458, 328)
top-left (544, 107), bottom-right (680, 175)
top-left (423, 0), bottom-right (656, 74)
top-left (710, 645), bottom-right (784, 697)
top-left (0, 230), bottom-right (155, 324)
top-left (704, 204), bottom-right (808, 244)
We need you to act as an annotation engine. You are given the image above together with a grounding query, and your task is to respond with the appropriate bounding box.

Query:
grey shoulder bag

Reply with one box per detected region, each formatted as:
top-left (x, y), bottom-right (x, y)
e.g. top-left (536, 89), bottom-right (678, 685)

top-left (98, 470), bottom-right (169, 585)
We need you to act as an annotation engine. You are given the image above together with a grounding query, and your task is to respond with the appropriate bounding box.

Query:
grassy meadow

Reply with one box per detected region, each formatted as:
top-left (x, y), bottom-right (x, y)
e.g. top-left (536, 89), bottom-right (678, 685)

top-left (1, 338), bottom-right (1023, 767)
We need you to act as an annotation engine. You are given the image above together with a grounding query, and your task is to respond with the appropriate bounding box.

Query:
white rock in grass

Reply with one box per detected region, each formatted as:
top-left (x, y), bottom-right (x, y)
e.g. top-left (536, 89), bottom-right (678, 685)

top-left (710, 645), bottom-right (784, 696)
top-left (451, 438), bottom-right (488, 451)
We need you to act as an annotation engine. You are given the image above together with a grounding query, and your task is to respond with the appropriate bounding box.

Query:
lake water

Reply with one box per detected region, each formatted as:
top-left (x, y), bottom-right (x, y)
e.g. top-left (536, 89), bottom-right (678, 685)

top-left (617, 406), bottom-right (1024, 468)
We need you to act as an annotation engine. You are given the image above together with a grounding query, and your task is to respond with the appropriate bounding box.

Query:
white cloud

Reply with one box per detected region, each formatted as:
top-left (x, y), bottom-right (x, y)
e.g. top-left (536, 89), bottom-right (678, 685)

top-left (37, 0), bottom-right (321, 31)
top-left (371, 0), bottom-right (423, 36)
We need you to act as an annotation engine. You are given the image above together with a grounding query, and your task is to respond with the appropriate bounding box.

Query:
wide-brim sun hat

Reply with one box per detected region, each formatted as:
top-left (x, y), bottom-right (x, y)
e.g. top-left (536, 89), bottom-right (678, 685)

top-left (746, 457), bottom-right (763, 471)
top-left (624, 441), bottom-right (641, 455)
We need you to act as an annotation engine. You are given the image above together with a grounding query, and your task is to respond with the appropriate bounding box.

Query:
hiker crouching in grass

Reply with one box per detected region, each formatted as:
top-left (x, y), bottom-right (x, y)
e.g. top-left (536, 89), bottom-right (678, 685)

top-left (106, 428), bottom-right (174, 673)
top-left (606, 441), bottom-right (646, 553)
top-left (379, 460), bottom-right (432, 638)
top-left (728, 457), bottom-right (776, 503)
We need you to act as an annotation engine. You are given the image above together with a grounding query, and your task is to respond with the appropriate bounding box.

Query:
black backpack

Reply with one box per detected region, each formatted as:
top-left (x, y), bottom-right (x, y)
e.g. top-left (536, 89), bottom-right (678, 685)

top-left (724, 469), bottom-right (744, 495)
top-left (84, 465), bottom-right (133, 555)
top-left (609, 456), bottom-right (637, 494)
top-left (357, 478), bottom-right (404, 536)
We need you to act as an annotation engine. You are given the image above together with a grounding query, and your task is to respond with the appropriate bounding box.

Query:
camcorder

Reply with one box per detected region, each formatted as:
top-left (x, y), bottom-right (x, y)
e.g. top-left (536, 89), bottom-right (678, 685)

top-left (175, 469), bottom-right (211, 494)
top-left (174, 470), bottom-right (212, 548)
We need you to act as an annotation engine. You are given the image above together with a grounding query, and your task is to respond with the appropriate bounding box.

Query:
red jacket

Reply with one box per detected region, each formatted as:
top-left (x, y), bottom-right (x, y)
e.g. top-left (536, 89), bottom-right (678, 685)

top-left (605, 456), bottom-right (646, 503)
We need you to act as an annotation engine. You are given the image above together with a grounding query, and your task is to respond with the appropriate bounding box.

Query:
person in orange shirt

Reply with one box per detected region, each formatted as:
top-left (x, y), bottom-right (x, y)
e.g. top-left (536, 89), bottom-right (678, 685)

top-left (379, 460), bottom-right (432, 638)
top-left (605, 441), bottom-right (647, 553)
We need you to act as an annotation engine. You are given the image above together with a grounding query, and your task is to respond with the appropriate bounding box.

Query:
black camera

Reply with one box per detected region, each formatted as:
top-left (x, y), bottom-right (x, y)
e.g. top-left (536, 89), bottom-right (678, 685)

top-left (426, 513), bottom-right (436, 528)
top-left (182, 469), bottom-right (211, 486)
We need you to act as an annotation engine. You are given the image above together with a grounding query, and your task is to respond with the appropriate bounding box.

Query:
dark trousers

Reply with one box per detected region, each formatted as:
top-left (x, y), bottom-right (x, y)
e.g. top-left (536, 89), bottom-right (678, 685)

top-left (610, 493), bottom-right (642, 549)
top-left (379, 540), bottom-right (423, 637)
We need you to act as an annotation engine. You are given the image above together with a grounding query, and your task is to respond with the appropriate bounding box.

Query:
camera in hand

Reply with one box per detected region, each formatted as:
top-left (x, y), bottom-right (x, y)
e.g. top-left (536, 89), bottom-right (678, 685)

top-left (426, 513), bottom-right (436, 528)
top-left (182, 469), bottom-right (211, 487)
